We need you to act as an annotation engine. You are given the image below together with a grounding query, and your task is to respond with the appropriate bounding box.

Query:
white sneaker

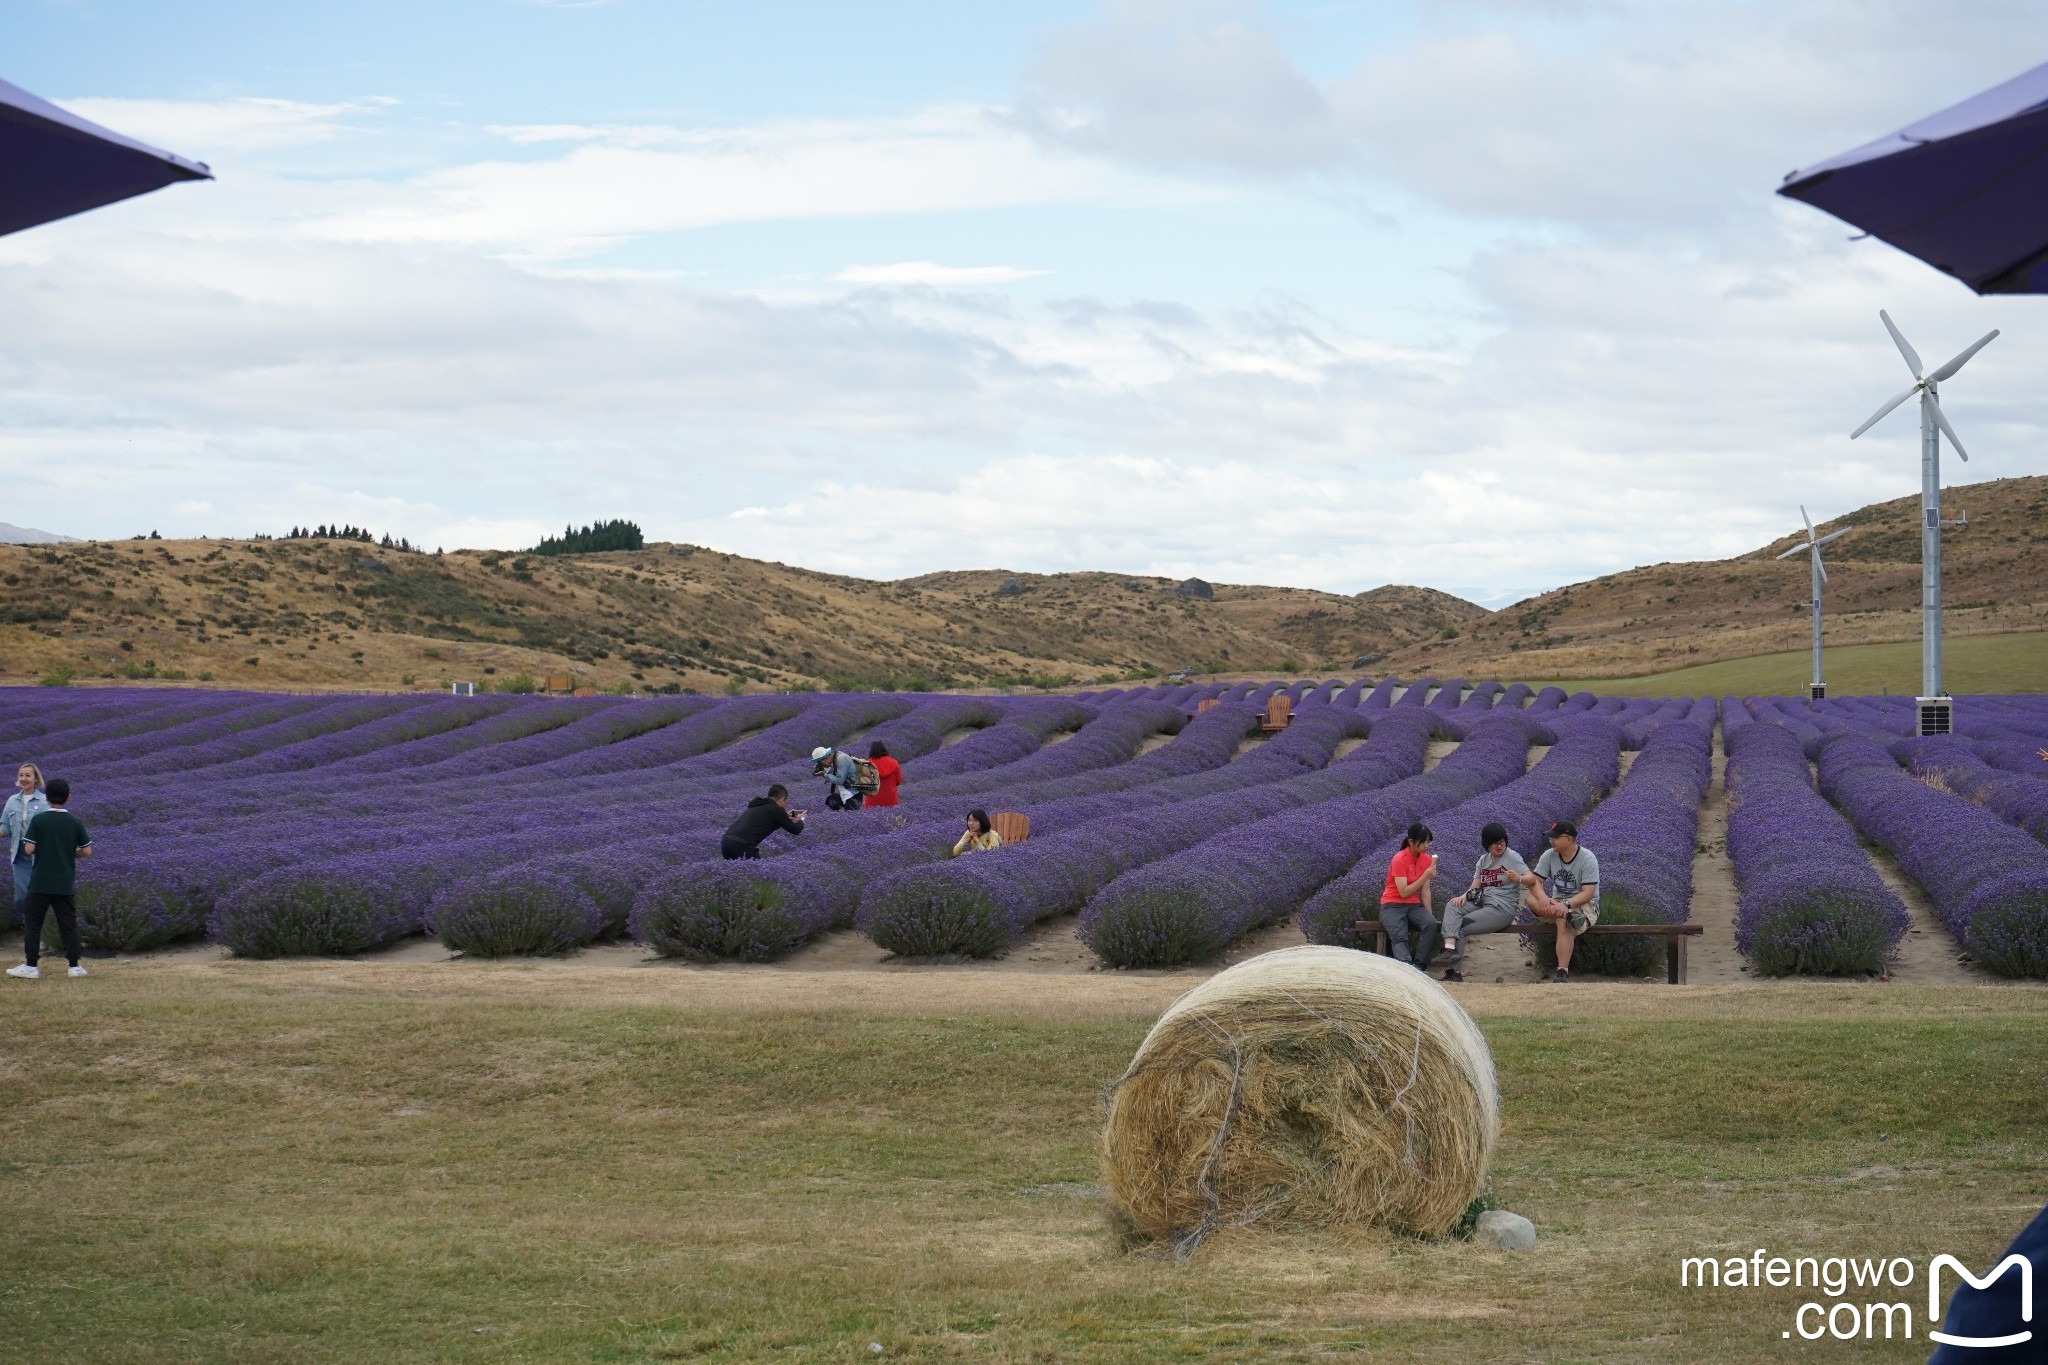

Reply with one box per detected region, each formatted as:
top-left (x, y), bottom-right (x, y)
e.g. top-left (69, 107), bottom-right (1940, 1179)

top-left (6, 964), bottom-right (40, 979)
top-left (67, 965), bottom-right (88, 978)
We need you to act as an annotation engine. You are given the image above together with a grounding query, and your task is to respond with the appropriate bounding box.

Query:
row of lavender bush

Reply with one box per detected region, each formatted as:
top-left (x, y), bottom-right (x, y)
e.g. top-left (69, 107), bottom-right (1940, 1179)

top-left (1722, 701), bottom-right (1907, 975)
top-left (1814, 729), bottom-right (2048, 978)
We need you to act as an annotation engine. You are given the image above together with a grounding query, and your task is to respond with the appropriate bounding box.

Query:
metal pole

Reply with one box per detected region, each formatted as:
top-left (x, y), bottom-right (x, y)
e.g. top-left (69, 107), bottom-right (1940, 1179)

top-left (1921, 390), bottom-right (1942, 697)
top-left (1811, 551), bottom-right (1824, 690)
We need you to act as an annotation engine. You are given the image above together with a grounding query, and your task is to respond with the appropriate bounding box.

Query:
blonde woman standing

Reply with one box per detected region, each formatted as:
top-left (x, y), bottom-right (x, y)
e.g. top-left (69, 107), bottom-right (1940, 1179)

top-left (4, 763), bottom-right (49, 926)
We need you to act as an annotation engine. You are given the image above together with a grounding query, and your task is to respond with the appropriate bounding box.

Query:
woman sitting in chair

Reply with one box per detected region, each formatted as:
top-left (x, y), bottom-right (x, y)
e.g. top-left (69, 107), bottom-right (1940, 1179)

top-left (951, 809), bottom-right (1003, 856)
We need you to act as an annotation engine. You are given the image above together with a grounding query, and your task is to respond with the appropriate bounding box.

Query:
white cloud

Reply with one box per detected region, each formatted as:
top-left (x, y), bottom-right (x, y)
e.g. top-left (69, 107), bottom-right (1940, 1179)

top-left (1011, 0), bottom-right (1351, 178)
top-left (835, 262), bottom-right (1048, 285)
top-left (10, 5), bottom-right (2048, 607)
top-left (59, 96), bottom-right (394, 157)
top-left (1010, 0), bottom-right (2048, 231)
top-left (310, 109), bottom-right (1116, 258)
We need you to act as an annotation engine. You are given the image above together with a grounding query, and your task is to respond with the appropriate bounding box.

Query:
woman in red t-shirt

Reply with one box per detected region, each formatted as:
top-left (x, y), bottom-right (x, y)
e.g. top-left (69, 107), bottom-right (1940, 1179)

top-left (866, 741), bottom-right (902, 807)
top-left (1379, 821), bottom-right (1441, 969)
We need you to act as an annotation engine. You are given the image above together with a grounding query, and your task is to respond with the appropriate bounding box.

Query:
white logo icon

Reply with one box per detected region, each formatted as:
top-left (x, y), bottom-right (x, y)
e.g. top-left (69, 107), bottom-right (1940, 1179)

top-left (1928, 1253), bottom-right (2033, 1349)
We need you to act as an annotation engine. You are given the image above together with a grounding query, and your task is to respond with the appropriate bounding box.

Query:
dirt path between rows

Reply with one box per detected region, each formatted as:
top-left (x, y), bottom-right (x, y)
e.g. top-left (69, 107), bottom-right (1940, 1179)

top-left (1685, 739), bottom-right (1747, 985)
top-left (1864, 843), bottom-right (2000, 984)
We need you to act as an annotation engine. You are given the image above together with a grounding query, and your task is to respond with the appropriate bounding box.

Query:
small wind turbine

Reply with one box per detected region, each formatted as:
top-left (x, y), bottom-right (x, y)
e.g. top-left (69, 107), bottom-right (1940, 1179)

top-left (1849, 310), bottom-right (1997, 734)
top-left (1775, 506), bottom-right (1849, 700)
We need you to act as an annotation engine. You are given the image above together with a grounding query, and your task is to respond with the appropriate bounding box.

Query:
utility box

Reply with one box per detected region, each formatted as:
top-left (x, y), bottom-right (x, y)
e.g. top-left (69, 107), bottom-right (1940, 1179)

top-left (1809, 683), bottom-right (1828, 701)
top-left (1915, 696), bottom-right (1952, 737)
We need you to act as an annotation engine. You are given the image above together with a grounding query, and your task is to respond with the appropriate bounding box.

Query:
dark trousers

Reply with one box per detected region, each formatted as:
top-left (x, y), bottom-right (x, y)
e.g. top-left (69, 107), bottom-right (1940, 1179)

top-left (720, 837), bottom-right (761, 861)
top-left (22, 891), bottom-right (81, 967)
top-left (1378, 900), bottom-right (1439, 969)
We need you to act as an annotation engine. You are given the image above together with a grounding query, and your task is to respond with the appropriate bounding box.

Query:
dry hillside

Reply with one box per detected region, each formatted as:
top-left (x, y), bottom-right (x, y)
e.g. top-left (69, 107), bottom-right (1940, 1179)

top-left (0, 540), bottom-right (1480, 694)
top-left (6, 473), bottom-right (2040, 694)
top-left (1375, 473), bottom-right (2048, 680)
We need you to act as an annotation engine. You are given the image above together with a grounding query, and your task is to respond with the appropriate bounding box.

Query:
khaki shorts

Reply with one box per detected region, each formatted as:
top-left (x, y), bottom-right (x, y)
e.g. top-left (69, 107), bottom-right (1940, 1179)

top-left (1564, 904), bottom-right (1599, 933)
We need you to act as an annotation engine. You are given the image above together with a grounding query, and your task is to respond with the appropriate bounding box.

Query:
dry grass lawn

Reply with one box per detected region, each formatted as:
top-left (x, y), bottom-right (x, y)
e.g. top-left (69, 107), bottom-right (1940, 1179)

top-left (2, 966), bottom-right (2044, 1362)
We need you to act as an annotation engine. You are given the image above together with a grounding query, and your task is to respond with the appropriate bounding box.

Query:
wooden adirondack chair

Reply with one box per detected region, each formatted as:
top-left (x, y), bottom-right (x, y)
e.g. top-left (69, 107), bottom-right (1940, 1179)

top-left (990, 812), bottom-right (1031, 845)
top-left (1259, 694), bottom-right (1292, 733)
top-left (1194, 698), bottom-right (1220, 715)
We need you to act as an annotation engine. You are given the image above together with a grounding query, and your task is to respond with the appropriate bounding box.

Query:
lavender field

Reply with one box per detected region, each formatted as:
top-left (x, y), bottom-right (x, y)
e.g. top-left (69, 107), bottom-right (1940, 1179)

top-left (7, 680), bottom-right (2047, 977)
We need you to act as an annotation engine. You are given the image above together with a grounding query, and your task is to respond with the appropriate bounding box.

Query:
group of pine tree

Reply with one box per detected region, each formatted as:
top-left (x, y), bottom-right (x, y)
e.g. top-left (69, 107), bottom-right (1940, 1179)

top-left (249, 518), bottom-right (642, 556)
top-left (282, 524), bottom-right (417, 550)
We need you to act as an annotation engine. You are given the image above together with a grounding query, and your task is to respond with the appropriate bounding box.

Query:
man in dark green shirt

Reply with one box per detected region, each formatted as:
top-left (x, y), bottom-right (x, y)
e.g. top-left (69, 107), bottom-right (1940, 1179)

top-left (10, 776), bottom-right (91, 980)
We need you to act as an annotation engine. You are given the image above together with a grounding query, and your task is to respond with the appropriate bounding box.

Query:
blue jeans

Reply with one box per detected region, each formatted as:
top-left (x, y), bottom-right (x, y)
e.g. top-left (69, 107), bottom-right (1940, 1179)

top-left (10, 856), bottom-right (29, 926)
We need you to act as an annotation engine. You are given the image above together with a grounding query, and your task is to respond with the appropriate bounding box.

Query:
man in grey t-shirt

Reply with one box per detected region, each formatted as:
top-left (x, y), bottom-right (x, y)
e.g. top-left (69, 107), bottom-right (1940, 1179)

top-left (1530, 818), bottom-right (1600, 983)
top-left (1439, 821), bottom-right (1538, 982)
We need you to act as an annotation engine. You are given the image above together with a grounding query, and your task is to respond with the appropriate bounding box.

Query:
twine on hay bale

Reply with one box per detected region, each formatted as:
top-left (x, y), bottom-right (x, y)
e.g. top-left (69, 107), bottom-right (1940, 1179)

top-left (1100, 946), bottom-right (1499, 1257)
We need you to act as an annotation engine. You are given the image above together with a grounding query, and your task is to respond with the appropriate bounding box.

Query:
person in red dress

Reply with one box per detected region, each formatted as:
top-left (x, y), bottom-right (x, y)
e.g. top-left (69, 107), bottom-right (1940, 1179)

top-left (866, 741), bottom-right (903, 807)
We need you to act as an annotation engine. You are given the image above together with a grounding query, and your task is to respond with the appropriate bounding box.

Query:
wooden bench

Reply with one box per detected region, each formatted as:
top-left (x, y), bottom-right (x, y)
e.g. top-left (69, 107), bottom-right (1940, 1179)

top-left (1353, 918), bottom-right (1704, 984)
top-left (544, 673), bottom-right (574, 694)
top-left (990, 811), bottom-right (1031, 845)
top-left (1259, 694), bottom-right (1292, 733)
top-left (1194, 698), bottom-right (1220, 716)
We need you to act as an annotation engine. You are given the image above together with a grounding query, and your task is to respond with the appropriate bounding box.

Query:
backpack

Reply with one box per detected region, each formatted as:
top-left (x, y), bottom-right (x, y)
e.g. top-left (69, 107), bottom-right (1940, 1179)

top-left (850, 758), bottom-right (882, 795)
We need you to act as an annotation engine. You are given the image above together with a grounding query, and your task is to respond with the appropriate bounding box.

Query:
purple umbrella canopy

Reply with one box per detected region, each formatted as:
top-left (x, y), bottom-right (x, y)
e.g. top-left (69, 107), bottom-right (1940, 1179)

top-left (1, 75), bottom-right (212, 236)
top-left (1778, 60), bottom-right (2048, 295)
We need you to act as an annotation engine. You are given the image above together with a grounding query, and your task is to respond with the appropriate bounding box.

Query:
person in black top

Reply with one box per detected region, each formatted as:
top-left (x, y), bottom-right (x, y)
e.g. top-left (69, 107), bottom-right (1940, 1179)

top-left (9, 776), bottom-right (91, 980)
top-left (722, 784), bottom-right (806, 860)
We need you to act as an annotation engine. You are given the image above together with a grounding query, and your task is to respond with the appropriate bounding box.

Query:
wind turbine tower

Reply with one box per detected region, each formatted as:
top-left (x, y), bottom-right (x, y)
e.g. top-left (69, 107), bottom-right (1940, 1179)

top-left (1775, 506), bottom-right (1848, 700)
top-left (1849, 310), bottom-right (1997, 736)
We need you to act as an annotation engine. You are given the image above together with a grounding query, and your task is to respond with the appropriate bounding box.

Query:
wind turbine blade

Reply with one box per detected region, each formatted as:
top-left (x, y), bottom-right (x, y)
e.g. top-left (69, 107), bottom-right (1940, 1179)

top-left (1775, 544), bottom-right (1806, 560)
top-left (1880, 309), bottom-right (1923, 377)
top-left (1816, 556), bottom-right (1828, 584)
top-left (1851, 384), bottom-right (1919, 438)
top-left (1928, 329), bottom-right (2000, 382)
top-left (1801, 504), bottom-right (1814, 536)
top-left (1930, 400), bottom-right (1970, 461)
top-left (1813, 527), bottom-right (1851, 547)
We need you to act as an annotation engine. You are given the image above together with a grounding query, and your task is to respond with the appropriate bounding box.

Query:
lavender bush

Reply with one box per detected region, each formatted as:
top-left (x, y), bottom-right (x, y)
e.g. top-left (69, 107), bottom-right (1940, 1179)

top-left (429, 868), bottom-right (604, 956)
top-left (1723, 704), bottom-right (1907, 975)
top-left (632, 860), bottom-right (839, 962)
top-left (210, 853), bottom-right (434, 957)
top-left (1815, 730), bottom-right (2048, 978)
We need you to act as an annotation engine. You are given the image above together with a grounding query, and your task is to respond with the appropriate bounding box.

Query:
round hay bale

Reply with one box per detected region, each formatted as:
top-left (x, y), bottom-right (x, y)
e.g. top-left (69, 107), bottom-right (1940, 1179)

top-left (1101, 946), bottom-right (1498, 1253)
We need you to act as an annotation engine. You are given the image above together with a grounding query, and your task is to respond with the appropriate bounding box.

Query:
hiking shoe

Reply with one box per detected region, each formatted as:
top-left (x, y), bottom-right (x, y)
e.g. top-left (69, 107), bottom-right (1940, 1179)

top-left (6, 964), bottom-right (39, 980)
top-left (1441, 967), bottom-right (1465, 983)
top-left (1553, 968), bottom-right (1570, 984)
top-left (67, 965), bottom-right (88, 978)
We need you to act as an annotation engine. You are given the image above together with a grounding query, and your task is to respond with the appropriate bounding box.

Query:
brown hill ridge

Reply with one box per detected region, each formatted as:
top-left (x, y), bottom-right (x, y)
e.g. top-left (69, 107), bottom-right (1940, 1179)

top-left (1375, 473), bottom-right (2048, 680)
top-left (0, 541), bottom-right (1479, 694)
top-left (3, 473), bottom-right (2041, 694)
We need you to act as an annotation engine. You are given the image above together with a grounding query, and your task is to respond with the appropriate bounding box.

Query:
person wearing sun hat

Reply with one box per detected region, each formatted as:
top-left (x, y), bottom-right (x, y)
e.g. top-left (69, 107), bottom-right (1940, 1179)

top-left (810, 746), bottom-right (865, 811)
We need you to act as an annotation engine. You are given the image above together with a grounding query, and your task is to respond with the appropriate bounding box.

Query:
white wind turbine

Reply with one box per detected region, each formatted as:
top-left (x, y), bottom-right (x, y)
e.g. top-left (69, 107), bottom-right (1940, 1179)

top-left (1775, 506), bottom-right (1850, 700)
top-left (1849, 310), bottom-right (1997, 733)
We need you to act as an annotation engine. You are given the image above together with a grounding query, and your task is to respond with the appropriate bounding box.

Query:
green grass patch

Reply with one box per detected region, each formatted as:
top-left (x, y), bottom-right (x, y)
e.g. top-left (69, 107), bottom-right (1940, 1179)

top-left (2, 981), bottom-right (2043, 1361)
top-left (1524, 629), bottom-right (2048, 696)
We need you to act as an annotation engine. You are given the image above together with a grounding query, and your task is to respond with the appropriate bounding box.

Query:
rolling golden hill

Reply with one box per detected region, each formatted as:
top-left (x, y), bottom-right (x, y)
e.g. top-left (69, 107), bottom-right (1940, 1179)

top-left (0, 539), bottom-right (1481, 694)
top-left (3, 472), bottom-right (2041, 695)
top-left (1374, 473), bottom-right (2048, 683)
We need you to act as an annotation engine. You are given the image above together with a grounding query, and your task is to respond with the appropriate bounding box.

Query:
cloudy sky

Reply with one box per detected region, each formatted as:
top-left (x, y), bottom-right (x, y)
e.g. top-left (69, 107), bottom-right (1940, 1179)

top-left (4, 1), bottom-right (2044, 605)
